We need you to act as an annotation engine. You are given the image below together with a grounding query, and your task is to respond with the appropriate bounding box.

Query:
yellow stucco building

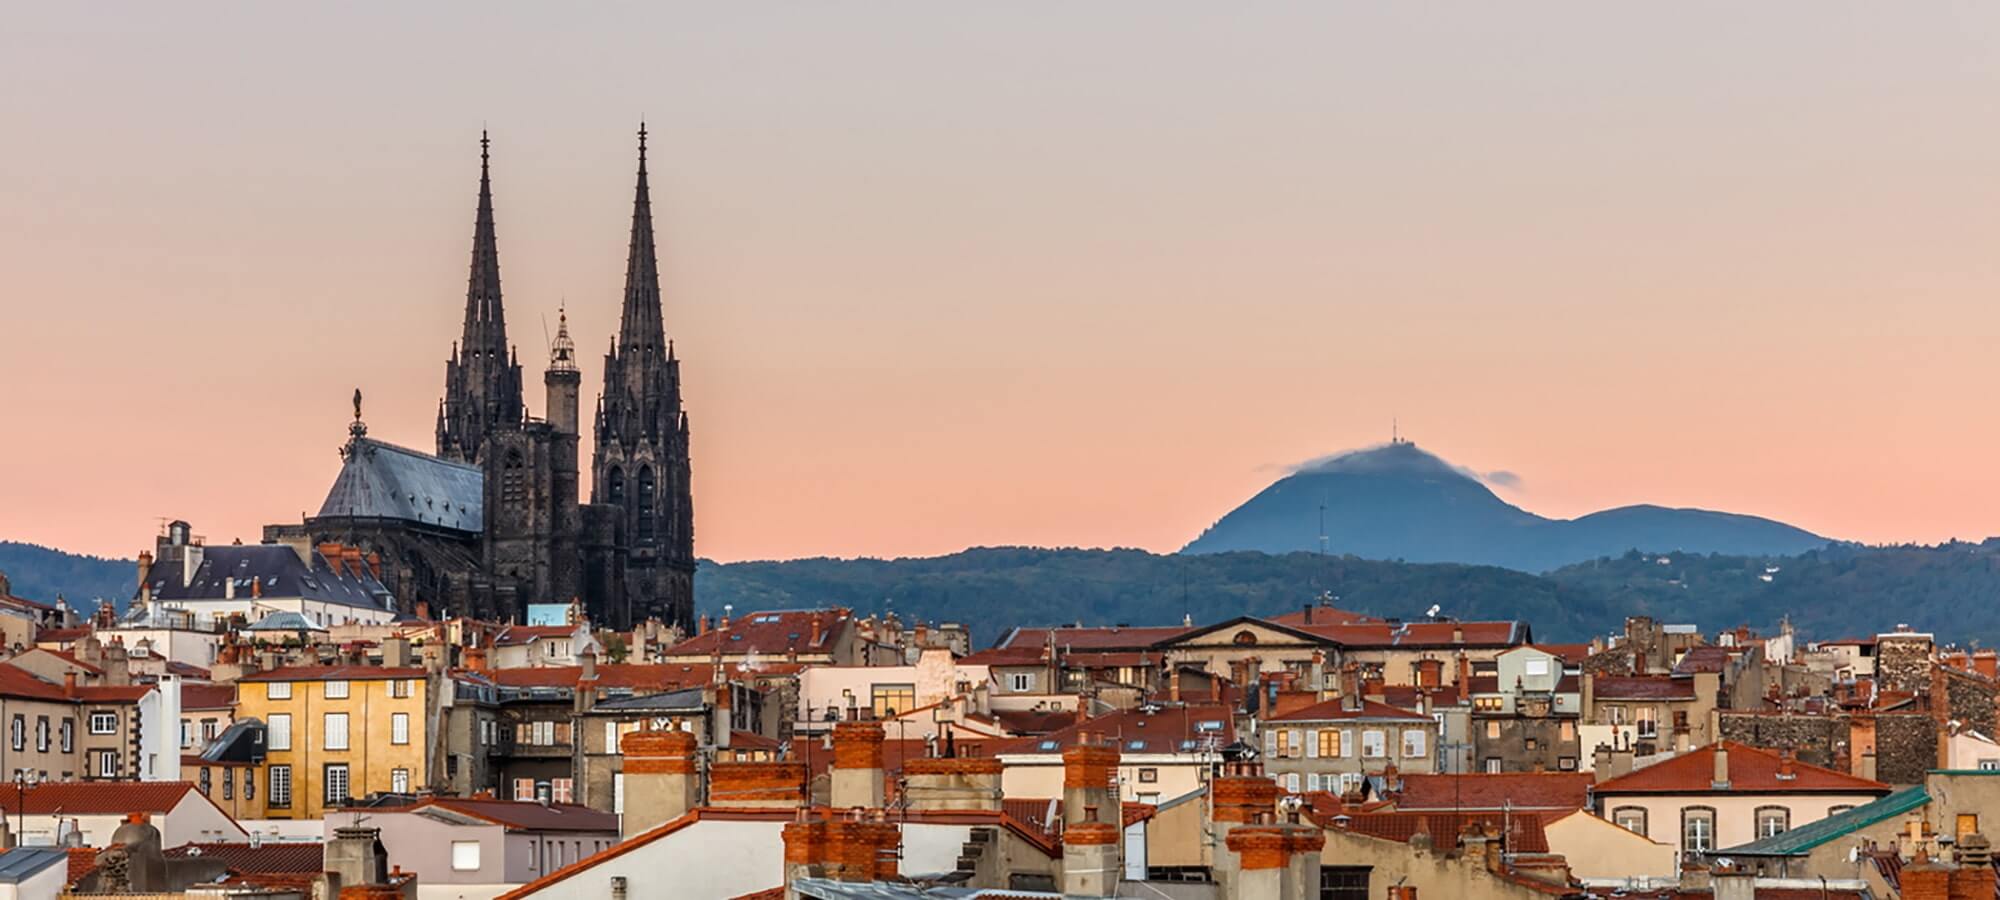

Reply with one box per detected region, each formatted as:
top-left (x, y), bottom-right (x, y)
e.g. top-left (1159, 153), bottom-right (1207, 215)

top-left (236, 665), bottom-right (431, 818)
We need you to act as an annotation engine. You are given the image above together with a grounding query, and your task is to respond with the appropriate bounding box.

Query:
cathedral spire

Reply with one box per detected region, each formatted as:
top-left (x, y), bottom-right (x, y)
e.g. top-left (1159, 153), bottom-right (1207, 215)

top-left (438, 130), bottom-right (524, 462)
top-left (618, 123), bottom-right (665, 352)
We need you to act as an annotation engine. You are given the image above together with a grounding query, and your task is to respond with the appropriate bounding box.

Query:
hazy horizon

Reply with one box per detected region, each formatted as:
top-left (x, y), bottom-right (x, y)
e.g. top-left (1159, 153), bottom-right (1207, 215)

top-left (8, 4), bottom-right (2000, 562)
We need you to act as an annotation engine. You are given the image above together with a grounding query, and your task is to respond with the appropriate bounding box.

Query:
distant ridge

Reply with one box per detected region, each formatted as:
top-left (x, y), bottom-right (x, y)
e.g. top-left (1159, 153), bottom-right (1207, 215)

top-left (1181, 441), bottom-right (1830, 572)
top-left (0, 542), bottom-right (132, 612)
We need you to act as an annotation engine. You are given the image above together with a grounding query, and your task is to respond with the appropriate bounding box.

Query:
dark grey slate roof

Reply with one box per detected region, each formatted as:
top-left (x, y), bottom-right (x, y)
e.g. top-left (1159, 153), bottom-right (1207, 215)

top-left (593, 687), bottom-right (707, 712)
top-left (316, 437), bottom-right (483, 532)
top-left (142, 545), bottom-right (391, 611)
top-left (244, 610), bottom-right (327, 632)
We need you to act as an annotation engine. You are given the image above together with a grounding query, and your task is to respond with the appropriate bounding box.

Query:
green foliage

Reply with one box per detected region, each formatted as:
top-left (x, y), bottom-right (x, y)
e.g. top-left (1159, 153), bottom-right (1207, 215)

top-left (0, 542), bottom-right (132, 610)
top-left (697, 542), bottom-right (2000, 648)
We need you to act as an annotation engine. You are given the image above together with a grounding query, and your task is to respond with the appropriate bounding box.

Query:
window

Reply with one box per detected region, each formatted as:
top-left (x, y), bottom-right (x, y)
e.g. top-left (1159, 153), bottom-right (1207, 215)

top-left (1337, 772), bottom-right (1364, 794)
top-left (202, 719), bottom-right (219, 742)
top-left (514, 778), bottom-right (536, 801)
top-left (10, 715), bottom-right (22, 752)
top-left (1272, 729), bottom-right (1291, 758)
top-left (221, 768), bottom-right (233, 801)
top-left (35, 717), bottom-right (48, 753)
top-left (502, 451), bottom-right (528, 505)
top-left (1612, 806), bottom-right (1648, 837)
top-left (1361, 730), bottom-right (1386, 759)
top-left (1683, 807), bottom-right (1716, 854)
top-left (267, 682), bottom-right (292, 700)
top-left (1524, 658), bottom-right (1550, 678)
top-left (1474, 696), bottom-right (1503, 711)
top-left (391, 713), bottom-right (410, 745)
top-left (1321, 865), bottom-right (1371, 900)
top-left (1402, 729), bottom-right (1427, 759)
top-left (245, 771), bottom-right (254, 802)
top-left (637, 467), bottom-right (657, 542)
top-left (552, 778), bottom-right (573, 803)
top-left (391, 768), bottom-right (410, 794)
top-left (1284, 773), bottom-right (1301, 793)
top-left (1010, 673), bottom-right (1033, 692)
top-left (1981, 760), bottom-right (2000, 772)
top-left (324, 713), bottom-right (349, 750)
top-left (870, 684), bottom-right (915, 719)
top-left (89, 712), bottom-right (116, 735)
top-left (96, 750), bottom-right (117, 778)
top-left (1319, 729), bottom-right (1341, 757)
top-left (199, 767), bottom-right (212, 794)
top-left (1604, 705), bottom-right (1626, 725)
top-left (607, 467), bottom-right (625, 505)
top-left (451, 840), bottom-right (481, 871)
top-left (1755, 806), bottom-right (1790, 839)
top-left (268, 714), bottom-right (292, 751)
top-left (1485, 757), bottom-right (1502, 774)
top-left (1484, 721), bottom-right (1501, 740)
top-left (324, 764), bottom-right (350, 806)
top-left (391, 679), bottom-right (412, 699)
top-left (59, 720), bottom-right (72, 753)
top-left (1958, 814), bottom-right (1980, 839)
top-left (324, 680), bottom-right (349, 699)
top-left (1636, 707), bottom-right (1658, 738)
top-left (1138, 768), bottom-right (1159, 783)
top-left (1559, 721), bottom-right (1575, 742)
top-left (268, 765), bottom-right (292, 808)
top-left (180, 719), bottom-right (192, 749)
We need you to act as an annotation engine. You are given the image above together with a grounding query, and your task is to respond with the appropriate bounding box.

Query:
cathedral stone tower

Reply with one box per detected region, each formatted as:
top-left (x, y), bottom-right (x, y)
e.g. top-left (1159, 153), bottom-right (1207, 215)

top-left (592, 125), bottom-right (696, 630)
top-left (437, 131), bottom-right (525, 465)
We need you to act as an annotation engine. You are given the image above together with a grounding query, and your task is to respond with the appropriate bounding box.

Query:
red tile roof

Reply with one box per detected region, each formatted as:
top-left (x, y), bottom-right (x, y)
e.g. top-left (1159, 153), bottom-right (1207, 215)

top-left (1322, 811), bottom-right (1550, 853)
top-left (36, 628), bottom-right (92, 646)
top-left (1268, 698), bottom-right (1432, 723)
top-left (71, 685), bottom-right (152, 702)
top-left (989, 708), bottom-right (1079, 736)
top-left (65, 847), bottom-right (97, 886)
top-left (240, 665), bottom-right (427, 682)
top-left (1393, 773), bottom-right (1593, 811)
top-left (0, 664), bottom-right (69, 701)
top-left (998, 625), bottom-right (1195, 651)
top-left (1593, 742), bottom-right (1891, 795)
top-left (1534, 643), bottom-right (1594, 663)
top-left (165, 842), bottom-right (324, 874)
top-left (0, 781), bottom-right (201, 814)
top-left (665, 609), bottom-right (852, 657)
top-left (1267, 607), bottom-right (1384, 627)
top-left (180, 682), bottom-right (237, 710)
top-left (1671, 646), bottom-right (1739, 675)
top-left (1298, 620), bottom-right (1523, 648)
top-left (494, 625), bottom-right (575, 647)
top-left (991, 703), bottom-right (1234, 755)
top-left (485, 663), bottom-right (798, 691)
top-left (416, 797), bottom-right (620, 833)
top-left (1591, 675), bottom-right (1696, 700)
top-left (958, 645), bottom-right (1046, 666)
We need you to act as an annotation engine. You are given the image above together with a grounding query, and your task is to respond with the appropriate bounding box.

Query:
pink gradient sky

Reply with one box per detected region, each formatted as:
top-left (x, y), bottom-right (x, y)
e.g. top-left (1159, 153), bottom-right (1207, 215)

top-left (6, 5), bottom-right (2000, 562)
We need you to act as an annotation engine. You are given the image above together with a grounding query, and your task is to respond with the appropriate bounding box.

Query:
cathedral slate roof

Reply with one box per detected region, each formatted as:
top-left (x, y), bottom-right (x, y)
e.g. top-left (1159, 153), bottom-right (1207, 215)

top-left (316, 437), bottom-right (484, 532)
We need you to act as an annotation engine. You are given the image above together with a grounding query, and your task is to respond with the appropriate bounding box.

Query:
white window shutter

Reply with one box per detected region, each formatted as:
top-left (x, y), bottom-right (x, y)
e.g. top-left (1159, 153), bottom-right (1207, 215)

top-left (1264, 729), bottom-right (1278, 754)
top-left (1305, 730), bottom-right (1320, 758)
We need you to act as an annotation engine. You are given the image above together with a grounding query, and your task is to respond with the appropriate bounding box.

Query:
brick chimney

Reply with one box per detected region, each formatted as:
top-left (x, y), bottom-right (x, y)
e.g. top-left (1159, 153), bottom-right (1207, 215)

top-left (901, 757), bottom-right (1002, 812)
top-left (619, 730), bottom-right (700, 839)
top-left (1902, 847), bottom-right (1952, 900)
top-left (708, 760), bottom-right (808, 809)
top-left (830, 721), bottom-right (886, 810)
top-left (1223, 825), bottom-right (1326, 900)
top-left (1951, 833), bottom-right (1995, 900)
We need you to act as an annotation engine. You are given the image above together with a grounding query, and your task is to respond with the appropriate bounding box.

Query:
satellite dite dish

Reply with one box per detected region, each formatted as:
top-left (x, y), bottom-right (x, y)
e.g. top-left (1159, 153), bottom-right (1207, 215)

top-left (1426, 604), bottom-right (1442, 618)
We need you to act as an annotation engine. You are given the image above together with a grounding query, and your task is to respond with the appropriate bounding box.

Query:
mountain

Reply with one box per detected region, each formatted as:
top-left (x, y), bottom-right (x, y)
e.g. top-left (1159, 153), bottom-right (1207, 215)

top-left (698, 541), bottom-right (2000, 648)
top-left (0, 542), bottom-right (133, 611)
top-left (1181, 441), bottom-right (1830, 572)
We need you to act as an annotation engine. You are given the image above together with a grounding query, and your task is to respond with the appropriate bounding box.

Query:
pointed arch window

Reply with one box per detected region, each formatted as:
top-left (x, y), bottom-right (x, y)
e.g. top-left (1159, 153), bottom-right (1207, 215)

top-left (501, 451), bottom-right (527, 505)
top-left (637, 467), bottom-right (657, 543)
top-left (607, 467), bottom-right (625, 505)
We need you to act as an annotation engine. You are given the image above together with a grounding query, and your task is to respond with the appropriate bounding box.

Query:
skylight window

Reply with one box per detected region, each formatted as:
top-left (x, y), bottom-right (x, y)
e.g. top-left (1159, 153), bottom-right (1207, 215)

top-left (1196, 720), bottom-right (1224, 732)
top-left (1038, 740), bottom-right (1059, 751)
top-left (1128, 740), bottom-right (1148, 750)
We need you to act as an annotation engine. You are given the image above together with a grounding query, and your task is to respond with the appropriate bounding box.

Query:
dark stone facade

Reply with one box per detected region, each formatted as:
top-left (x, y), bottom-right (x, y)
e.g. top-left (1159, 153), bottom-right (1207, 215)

top-left (1945, 669), bottom-right (1998, 738)
top-left (1716, 713), bottom-right (1842, 768)
top-left (1874, 712), bottom-right (1939, 785)
top-left (275, 134), bottom-right (693, 629)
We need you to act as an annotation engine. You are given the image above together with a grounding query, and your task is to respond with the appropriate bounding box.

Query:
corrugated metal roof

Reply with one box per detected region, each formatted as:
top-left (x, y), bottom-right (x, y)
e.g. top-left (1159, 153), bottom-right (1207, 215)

top-left (1719, 784), bottom-right (1929, 856)
top-left (317, 437), bottom-right (483, 532)
top-left (0, 848), bottom-right (67, 883)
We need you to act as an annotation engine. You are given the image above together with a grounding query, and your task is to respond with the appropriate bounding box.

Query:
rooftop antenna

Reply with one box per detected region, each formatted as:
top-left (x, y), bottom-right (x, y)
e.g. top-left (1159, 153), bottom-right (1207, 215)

top-left (1392, 417), bottom-right (1400, 445)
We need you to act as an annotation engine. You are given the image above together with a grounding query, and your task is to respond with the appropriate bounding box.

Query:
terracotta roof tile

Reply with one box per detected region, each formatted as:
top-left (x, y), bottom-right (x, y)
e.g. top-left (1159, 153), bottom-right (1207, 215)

top-left (415, 798), bottom-right (619, 833)
top-left (1593, 742), bottom-right (1891, 795)
top-left (991, 703), bottom-right (1234, 755)
top-left (665, 610), bottom-right (852, 657)
top-left (180, 683), bottom-right (237, 710)
top-left (1269, 698), bottom-right (1431, 722)
top-left (241, 665), bottom-right (427, 682)
top-left (165, 842), bottom-right (323, 874)
top-left (0, 781), bottom-right (200, 814)
top-left (1394, 773), bottom-right (1593, 811)
top-left (1322, 811), bottom-right (1550, 853)
top-left (1591, 675), bottom-right (1696, 700)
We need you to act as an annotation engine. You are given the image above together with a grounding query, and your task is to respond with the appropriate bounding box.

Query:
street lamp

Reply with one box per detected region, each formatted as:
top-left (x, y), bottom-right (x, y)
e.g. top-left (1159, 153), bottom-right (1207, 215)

top-left (16, 770), bottom-right (40, 846)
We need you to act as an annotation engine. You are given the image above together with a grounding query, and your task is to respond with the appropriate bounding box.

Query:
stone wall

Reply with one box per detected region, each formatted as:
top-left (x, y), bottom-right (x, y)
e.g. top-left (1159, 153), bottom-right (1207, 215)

top-left (1876, 634), bottom-right (1936, 696)
top-left (1945, 670), bottom-right (1998, 738)
top-left (1874, 713), bottom-right (1939, 786)
top-left (1715, 713), bottom-right (1841, 768)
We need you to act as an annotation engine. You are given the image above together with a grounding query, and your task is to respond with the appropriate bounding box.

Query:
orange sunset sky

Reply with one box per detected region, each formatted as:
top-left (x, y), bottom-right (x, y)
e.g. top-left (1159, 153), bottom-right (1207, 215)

top-left (6, 4), bottom-right (2000, 563)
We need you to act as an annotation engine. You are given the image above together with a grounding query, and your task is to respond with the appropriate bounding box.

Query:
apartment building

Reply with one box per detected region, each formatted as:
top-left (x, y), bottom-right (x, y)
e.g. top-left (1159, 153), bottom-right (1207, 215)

top-left (236, 664), bottom-right (430, 818)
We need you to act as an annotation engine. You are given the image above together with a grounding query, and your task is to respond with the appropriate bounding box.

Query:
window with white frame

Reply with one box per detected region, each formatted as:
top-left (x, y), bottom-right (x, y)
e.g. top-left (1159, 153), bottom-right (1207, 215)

top-left (59, 720), bottom-right (72, 753)
top-left (1683, 807), bottom-right (1716, 854)
top-left (323, 713), bottom-right (349, 750)
top-left (391, 713), bottom-right (409, 745)
top-left (268, 765), bottom-right (292, 808)
top-left (323, 680), bottom-right (349, 700)
top-left (391, 679), bottom-right (411, 698)
top-left (324, 764), bottom-right (350, 805)
top-left (552, 778), bottom-right (573, 804)
top-left (451, 841), bottom-right (481, 871)
top-left (1361, 730), bottom-right (1386, 758)
top-left (1010, 673), bottom-right (1033, 692)
top-left (391, 768), bottom-right (409, 794)
top-left (1755, 806), bottom-right (1790, 839)
top-left (1402, 729), bottom-right (1427, 759)
top-left (514, 778), bottom-right (536, 801)
top-left (267, 714), bottom-right (291, 750)
top-left (267, 682), bottom-right (292, 700)
top-left (35, 717), bottom-right (48, 753)
top-left (1636, 707), bottom-right (1658, 738)
top-left (88, 712), bottom-right (116, 735)
top-left (1523, 657), bottom-right (1550, 678)
top-left (96, 750), bottom-right (117, 777)
top-left (1612, 806), bottom-right (1647, 837)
